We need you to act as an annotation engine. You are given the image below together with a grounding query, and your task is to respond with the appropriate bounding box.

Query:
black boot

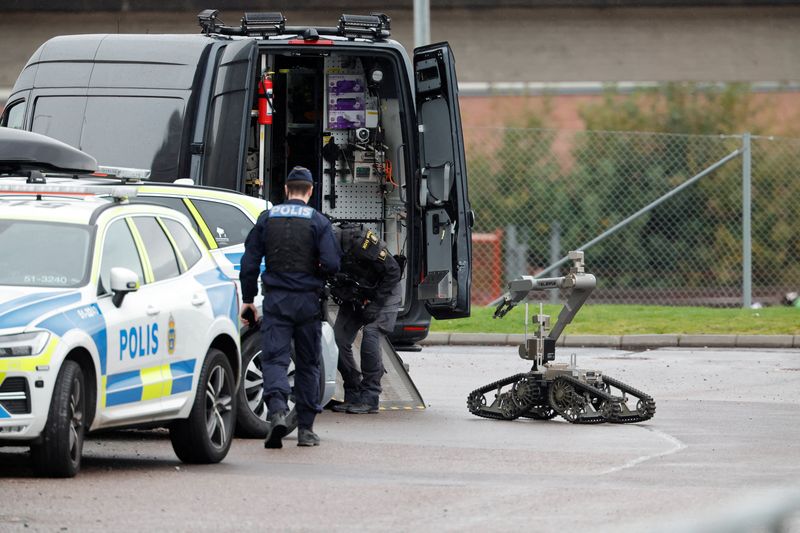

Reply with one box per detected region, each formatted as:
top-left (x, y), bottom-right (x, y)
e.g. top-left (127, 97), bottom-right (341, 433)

top-left (347, 403), bottom-right (379, 414)
top-left (297, 427), bottom-right (320, 447)
top-left (264, 411), bottom-right (288, 449)
top-left (331, 401), bottom-right (354, 413)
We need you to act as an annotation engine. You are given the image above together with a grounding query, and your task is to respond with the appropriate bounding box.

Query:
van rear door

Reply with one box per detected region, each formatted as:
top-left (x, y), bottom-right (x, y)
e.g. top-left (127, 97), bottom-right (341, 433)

top-left (201, 39), bottom-right (258, 192)
top-left (414, 42), bottom-right (472, 319)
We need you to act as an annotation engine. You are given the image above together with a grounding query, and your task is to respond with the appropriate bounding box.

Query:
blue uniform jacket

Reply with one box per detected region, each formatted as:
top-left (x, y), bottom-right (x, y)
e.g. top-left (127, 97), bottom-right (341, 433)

top-left (240, 199), bottom-right (341, 303)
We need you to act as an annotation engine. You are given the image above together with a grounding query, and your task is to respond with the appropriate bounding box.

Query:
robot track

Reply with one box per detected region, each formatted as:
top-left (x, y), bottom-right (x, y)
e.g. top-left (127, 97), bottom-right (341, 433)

top-left (467, 373), bottom-right (534, 421)
top-left (600, 375), bottom-right (656, 423)
top-left (467, 373), bottom-right (624, 424)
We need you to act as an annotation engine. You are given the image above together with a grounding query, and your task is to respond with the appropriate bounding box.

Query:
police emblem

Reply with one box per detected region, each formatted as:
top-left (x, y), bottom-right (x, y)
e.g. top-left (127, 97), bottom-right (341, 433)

top-left (168, 314), bottom-right (176, 354)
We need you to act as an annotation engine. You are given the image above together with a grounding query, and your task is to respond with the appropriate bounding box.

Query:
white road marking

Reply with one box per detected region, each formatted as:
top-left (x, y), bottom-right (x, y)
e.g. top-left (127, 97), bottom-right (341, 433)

top-left (599, 426), bottom-right (687, 475)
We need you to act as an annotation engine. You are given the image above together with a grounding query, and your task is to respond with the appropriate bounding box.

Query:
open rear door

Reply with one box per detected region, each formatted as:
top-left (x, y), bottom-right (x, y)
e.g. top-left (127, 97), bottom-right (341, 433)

top-left (415, 42), bottom-right (472, 319)
top-left (201, 39), bottom-right (258, 191)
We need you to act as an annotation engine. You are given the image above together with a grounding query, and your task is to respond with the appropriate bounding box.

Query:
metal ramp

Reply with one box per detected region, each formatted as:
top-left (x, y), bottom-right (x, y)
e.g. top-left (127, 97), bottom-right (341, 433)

top-left (327, 307), bottom-right (425, 411)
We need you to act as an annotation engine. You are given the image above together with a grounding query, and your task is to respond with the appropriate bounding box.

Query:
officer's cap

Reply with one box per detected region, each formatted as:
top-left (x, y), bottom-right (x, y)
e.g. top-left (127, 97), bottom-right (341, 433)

top-left (286, 166), bottom-right (313, 184)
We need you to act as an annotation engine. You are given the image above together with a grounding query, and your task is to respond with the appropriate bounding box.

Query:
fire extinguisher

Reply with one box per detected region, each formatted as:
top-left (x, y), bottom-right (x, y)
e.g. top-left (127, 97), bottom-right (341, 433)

top-left (257, 72), bottom-right (273, 126)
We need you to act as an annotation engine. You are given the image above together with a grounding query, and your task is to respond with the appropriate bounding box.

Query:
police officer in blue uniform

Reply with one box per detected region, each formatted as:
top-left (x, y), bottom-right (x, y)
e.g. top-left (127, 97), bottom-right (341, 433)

top-left (240, 166), bottom-right (340, 448)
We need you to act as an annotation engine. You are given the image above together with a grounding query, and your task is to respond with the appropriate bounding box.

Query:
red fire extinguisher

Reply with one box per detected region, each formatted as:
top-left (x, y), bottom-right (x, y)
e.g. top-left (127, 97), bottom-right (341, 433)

top-left (258, 72), bottom-right (273, 126)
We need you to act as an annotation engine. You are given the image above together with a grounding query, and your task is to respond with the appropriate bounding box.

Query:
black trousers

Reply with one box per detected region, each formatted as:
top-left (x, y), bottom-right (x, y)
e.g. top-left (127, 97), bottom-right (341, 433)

top-left (333, 299), bottom-right (399, 407)
top-left (261, 289), bottom-right (321, 429)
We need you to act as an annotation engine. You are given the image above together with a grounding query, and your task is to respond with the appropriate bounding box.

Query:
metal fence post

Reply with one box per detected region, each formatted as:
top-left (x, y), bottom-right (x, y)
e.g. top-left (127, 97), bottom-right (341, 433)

top-left (742, 132), bottom-right (752, 308)
top-left (549, 221), bottom-right (561, 304)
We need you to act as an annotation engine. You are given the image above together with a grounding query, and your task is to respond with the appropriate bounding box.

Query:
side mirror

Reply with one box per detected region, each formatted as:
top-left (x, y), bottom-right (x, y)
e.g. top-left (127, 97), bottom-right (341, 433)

top-left (110, 267), bottom-right (140, 308)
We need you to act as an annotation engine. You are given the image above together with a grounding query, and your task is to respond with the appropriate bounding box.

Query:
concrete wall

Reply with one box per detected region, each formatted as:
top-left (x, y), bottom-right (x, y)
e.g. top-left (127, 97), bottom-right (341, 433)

top-left (3, 0), bottom-right (800, 10)
top-left (2, 6), bottom-right (800, 104)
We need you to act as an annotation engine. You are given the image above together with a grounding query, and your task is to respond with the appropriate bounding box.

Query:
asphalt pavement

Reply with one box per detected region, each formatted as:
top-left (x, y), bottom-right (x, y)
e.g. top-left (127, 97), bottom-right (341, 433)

top-left (1, 345), bottom-right (799, 532)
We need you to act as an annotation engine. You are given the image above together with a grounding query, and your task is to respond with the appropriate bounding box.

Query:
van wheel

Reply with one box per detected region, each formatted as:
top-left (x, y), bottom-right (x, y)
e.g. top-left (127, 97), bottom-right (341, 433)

top-left (235, 330), bottom-right (299, 438)
top-left (170, 348), bottom-right (236, 464)
top-left (31, 360), bottom-right (85, 478)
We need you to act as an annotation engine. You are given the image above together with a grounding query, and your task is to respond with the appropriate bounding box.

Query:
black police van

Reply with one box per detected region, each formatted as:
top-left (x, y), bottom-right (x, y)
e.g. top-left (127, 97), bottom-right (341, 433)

top-left (1, 11), bottom-right (473, 346)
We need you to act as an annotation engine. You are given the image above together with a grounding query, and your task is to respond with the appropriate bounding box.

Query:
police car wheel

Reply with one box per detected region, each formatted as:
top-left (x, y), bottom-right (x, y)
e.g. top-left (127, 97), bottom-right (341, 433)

top-left (31, 360), bottom-right (85, 478)
top-left (170, 348), bottom-right (236, 464)
top-left (235, 330), bottom-right (299, 438)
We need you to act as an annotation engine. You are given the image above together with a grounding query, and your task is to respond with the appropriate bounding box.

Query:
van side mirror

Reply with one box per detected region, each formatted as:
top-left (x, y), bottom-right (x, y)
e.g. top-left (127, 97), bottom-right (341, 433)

top-left (110, 267), bottom-right (140, 308)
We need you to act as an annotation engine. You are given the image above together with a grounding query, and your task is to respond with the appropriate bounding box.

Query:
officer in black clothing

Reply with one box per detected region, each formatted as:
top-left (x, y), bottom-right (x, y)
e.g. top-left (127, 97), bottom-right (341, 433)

top-left (330, 224), bottom-right (402, 414)
top-left (240, 166), bottom-right (340, 448)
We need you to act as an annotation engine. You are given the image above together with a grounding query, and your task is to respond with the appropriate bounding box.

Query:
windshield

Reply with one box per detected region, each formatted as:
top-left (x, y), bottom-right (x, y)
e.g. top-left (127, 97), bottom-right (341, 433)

top-left (0, 220), bottom-right (92, 288)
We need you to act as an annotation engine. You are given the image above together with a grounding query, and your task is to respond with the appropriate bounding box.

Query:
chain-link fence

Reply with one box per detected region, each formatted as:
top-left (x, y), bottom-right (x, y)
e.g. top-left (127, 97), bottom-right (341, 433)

top-left (465, 127), bottom-right (800, 307)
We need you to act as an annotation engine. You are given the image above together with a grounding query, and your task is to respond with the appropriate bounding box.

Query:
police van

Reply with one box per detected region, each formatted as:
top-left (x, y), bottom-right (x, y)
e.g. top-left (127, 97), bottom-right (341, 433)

top-left (0, 128), bottom-right (241, 477)
top-left (0, 11), bottom-right (474, 346)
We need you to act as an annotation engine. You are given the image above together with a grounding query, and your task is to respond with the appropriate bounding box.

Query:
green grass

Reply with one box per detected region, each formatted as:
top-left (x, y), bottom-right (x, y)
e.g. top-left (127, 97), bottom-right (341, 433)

top-left (431, 304), bottom-right (800, 335)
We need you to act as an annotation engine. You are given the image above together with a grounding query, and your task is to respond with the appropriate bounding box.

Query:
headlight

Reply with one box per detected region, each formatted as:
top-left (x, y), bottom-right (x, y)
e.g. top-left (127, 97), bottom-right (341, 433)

top-left (0, 331), bottom-right (51, 357)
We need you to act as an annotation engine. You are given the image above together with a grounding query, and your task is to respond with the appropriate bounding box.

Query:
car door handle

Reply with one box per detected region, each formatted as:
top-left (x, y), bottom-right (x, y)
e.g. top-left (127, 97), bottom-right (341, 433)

top-left (191, 294), bottom-right (207, 307)
top-left (146, 305), bottom-right (160, 316)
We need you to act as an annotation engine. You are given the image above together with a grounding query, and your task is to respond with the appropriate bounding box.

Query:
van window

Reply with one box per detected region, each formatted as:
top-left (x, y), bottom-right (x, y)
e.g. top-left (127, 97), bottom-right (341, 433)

top-left (133, 216), bottom-right (181, 282)
top-left (191, 199), bottom-right (253, 248)
top-left (31, 95), bottom-right (185, 181)
top-left (1, 100), bottom-right (26, 129)
top-left (31, 96), bottom-right (86, 147)
top-left (83, 97), bottom-right (184, 180)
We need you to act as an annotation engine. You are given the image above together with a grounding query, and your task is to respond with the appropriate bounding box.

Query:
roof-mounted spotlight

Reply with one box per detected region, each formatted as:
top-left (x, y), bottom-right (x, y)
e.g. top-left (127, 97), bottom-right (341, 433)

top-left (242, 12), bottom-right (286, 36)
top-left (197, 9), bottom-right (220, 35)
top-left (338, 14), bottom-right (391, 40)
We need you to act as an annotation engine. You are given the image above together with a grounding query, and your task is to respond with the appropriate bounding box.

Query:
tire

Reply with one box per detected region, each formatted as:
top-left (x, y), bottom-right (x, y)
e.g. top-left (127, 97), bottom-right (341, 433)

top-left (235, 328), bottom-right (325, 438)
top-left (31, 360), bottom-right (86, 478)
top-left (170, 348), bottom-right (237, 464)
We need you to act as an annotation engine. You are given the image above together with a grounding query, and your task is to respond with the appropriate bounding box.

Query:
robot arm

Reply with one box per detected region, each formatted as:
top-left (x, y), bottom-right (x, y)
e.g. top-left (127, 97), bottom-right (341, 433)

top-left (493, 251), bottom-right (596, 341)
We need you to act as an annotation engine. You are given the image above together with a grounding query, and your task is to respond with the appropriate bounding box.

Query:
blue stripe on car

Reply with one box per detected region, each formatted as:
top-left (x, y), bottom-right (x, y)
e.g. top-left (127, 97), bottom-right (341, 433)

top-left (0, 292), bottom-right (81, 330)
top-left (195, 268), bottom-right (238, 321)
top-left (36, 303), bottom-right (108, 375)
top-left (106, 370), bottom-right (142, 391)
top-left (0, 291), bottom-right (63, 317)
top-left (194, 268), bottom-right (228, 286)
top-left (224, 252), bottom-right (244, 272)
top-left (106, 387), bottom-right (142, 407)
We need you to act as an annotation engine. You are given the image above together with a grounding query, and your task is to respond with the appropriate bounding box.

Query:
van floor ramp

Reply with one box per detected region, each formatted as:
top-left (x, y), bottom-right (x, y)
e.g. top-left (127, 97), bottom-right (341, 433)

top-left (327, 307), bottom-right (425, 411)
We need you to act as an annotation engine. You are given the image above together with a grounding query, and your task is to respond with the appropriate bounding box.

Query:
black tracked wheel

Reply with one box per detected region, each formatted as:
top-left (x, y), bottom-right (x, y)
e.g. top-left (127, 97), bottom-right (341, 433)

top-left (466, 373), bottom-right (528, 420)
top-left (522, 404), bottom-right (558, 420)
top-left (547, 375), bottom-right (615, 424)
top-left (601, 375), bottom-right (656, 423)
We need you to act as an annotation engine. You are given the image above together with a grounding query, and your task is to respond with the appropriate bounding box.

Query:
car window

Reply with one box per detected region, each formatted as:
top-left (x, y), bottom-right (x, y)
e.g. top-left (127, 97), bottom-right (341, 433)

top-left (191, 199), bottom-right (253, 248)
top-left (132, 216), bottom-right (181, 282)
top-left (1, 100), bottom-right (26, 129)
top-left (137, 196), bottom-right (199, 235)
top-left (99, 219), bottom-right (144, 294)
top-left (162, 218), bottom-right (203, 271)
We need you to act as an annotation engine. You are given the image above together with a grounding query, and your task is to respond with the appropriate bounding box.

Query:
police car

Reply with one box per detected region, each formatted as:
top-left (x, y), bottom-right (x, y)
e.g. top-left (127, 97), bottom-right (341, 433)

top-left (24, 172), bottom-right (340, 438)
top-left (0, 129), bottom-right (241, 477)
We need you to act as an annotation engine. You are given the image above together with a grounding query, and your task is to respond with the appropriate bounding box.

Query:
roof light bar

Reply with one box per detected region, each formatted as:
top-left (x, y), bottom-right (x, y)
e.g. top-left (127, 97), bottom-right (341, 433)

top-left (96, 166), bottom-right (151, 182)
top-left (338, 13), bottom-right (391, 39)
top-left (242, 12), bottom-right (286, 35)
top-left (0, 183), bottom-right (138, 202)
top-left (196, 10), bottom-right (391, 40)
